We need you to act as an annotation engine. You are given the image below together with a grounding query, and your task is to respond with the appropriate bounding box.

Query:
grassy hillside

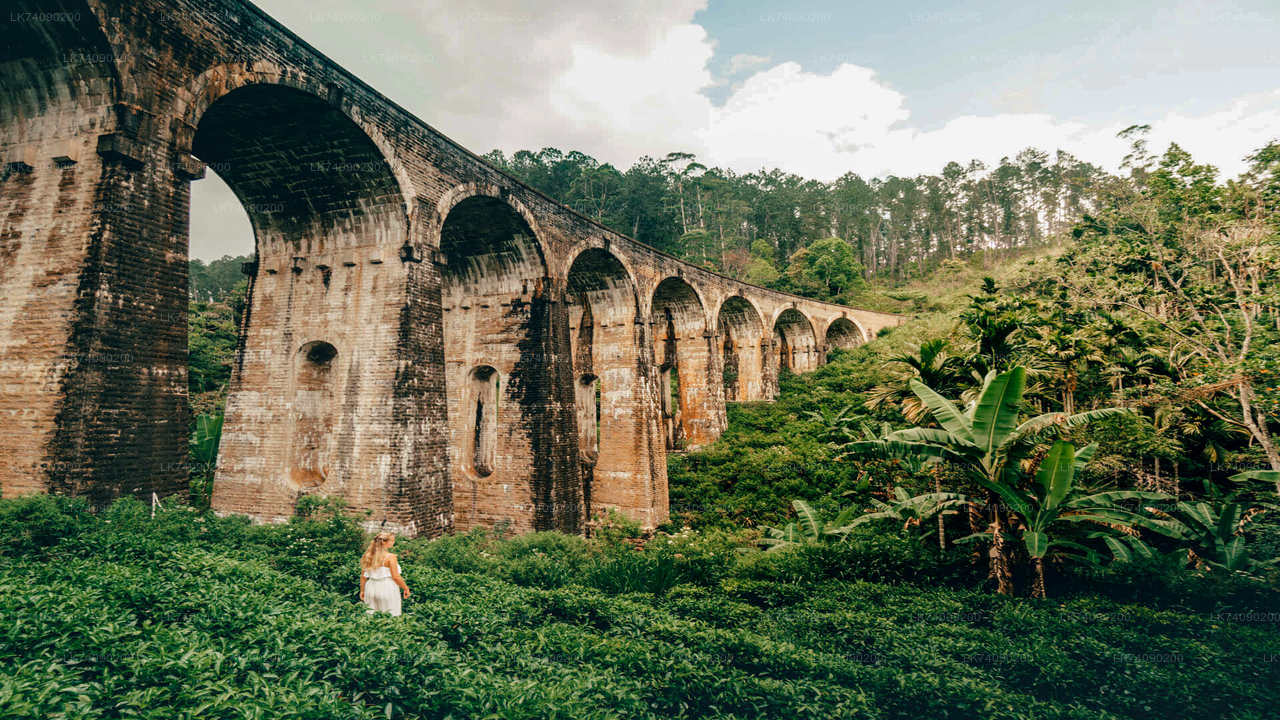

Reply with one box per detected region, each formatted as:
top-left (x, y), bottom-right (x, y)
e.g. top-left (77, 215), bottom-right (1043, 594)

top-left (3, 495), bottom-right (1277, 720)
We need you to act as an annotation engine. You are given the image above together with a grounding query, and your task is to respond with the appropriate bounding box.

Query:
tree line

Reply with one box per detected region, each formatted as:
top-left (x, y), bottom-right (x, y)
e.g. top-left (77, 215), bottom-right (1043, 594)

top-left (482, 145), bottom-right (1113, 300)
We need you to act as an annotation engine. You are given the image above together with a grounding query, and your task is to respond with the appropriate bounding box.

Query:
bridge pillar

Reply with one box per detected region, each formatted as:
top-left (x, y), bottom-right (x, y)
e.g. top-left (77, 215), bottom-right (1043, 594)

top-left (439, 195), bottom-right (583, 535)
top-left (1, 13), bottom-right (190, 504)
top-left (565, 249), bottom-right (668, 528)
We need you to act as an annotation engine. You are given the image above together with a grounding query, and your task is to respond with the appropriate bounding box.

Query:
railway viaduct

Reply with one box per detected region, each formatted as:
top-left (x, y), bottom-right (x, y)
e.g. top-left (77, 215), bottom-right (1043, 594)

top-left (0, 0), bottom-right (902, 536)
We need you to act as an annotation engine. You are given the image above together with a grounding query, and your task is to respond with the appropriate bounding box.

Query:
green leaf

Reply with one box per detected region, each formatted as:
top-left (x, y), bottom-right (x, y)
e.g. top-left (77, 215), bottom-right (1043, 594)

top-left (1215, 502), bottom-right (1241, 545)
top-left (1073, 442), bottom-right (1098, 472)
top-left (1036, 441), bottom-right (1076, 511)
top-left (1103, 535), bottom-right (1133, 563)
top-left (908, 379), bottom-right (976, 446)
top-left (971, 367), bottom-right (1025, 457)
top-left (792, 500), bottom-right (820, 540)
top-left (1010, 408), bottom-right (1130, 446)
top-left (1024, 530), bottom-right (1049, 559)
top-left (974, 477), bottom-right (1033, 519)
top-left (1229, 469), bottom-right (1280, 484)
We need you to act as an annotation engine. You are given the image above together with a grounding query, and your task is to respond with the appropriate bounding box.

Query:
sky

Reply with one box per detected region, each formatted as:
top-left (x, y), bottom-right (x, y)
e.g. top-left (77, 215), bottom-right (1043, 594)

top-left (190, 0), bottom-right (1280, 260)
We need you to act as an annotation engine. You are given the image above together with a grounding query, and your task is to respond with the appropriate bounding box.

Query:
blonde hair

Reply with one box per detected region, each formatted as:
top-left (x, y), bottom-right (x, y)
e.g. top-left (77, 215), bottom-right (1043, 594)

top-left (361, 532), bottom-right (394, 570)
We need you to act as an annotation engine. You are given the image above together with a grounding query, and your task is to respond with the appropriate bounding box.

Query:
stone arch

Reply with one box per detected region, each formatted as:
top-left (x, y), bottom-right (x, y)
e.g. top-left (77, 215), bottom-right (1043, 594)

top-left (825, 317), bottom-right (865, 355)
top-left (432, 182), bottom-right (547, 257)
top-left (566, 248), bottom-right (659, 524)
top-left (206, 81), bottom-right (413, 526)
top-left (440, 193), bottom-right (581, 534)
top-left (716, 295), bottom-right (765, 402)
top-left (650, 277), bottom-right (723, 449)
top-left (773, 308), bottom-right (819, 375)
top-left (188, 82), bottom-right (408, 260)
top-left (557, 237), bottom-right (642, 291)
top-left (177, 64), bottom-right (416, 214)
top-left (651, 277), bottom-right (707, 342)
top-left (566, 248), bottom-right (640, 327)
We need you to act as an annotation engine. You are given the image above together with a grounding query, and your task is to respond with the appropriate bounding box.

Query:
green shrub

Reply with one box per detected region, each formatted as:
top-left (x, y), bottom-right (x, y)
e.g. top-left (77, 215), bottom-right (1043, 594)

top-left (733, 529), bottom-right (974, 587)
top-left (1069, 552), bottom-right (1280, 614)
top-left (0, 495), bottom-right (94, 558)
top-left (1, 495), bottom-right (1277, 719)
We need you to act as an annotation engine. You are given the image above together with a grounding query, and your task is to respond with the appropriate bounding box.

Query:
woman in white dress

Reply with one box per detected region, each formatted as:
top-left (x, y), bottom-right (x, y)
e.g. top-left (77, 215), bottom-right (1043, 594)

top-left (359, 532), bottom-right (410, 616)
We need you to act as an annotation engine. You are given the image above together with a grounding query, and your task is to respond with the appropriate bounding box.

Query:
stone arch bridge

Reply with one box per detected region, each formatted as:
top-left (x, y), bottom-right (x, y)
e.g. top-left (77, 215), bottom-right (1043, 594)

top-left (0, 0), bottom-right (902, 536)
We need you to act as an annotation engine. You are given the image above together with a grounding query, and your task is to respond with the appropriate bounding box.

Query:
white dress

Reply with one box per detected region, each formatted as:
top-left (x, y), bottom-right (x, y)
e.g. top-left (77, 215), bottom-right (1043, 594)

top-left (363, 563), bottom-right (402, 616)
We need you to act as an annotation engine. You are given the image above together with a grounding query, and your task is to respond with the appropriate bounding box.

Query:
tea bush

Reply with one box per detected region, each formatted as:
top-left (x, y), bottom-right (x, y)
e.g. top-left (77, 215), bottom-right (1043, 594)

top-left (1, 497), bottom-right (1277, 719)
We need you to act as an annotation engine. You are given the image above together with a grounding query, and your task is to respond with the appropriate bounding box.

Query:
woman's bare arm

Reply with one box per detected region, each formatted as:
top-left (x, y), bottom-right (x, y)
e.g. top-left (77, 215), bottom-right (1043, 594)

top-left (359, 572), bottom-right (366, 601)
top-left (388, 555), bottom-right (410, 598)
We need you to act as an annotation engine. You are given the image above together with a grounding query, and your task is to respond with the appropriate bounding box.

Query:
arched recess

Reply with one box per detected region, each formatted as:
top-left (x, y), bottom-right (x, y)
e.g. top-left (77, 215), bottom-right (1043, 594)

top-left (291, 341), bottom-right (338, 489)
top-left (205, 83), bottom-right (413, 526)
top-left (825, 317), bottom-right (865, 358)
top-left (716, 296), bottom-right (765, 402)
top-left (466, 366), bottom-right (499, 478)
top-left (773, 308), bottom-right (819, 376)
top-left (441, 195), bottom-right (581, 534)
top-left (566, 249), bottom-right (663, 525)
top-left (650, 277), bottom-right (724, 449)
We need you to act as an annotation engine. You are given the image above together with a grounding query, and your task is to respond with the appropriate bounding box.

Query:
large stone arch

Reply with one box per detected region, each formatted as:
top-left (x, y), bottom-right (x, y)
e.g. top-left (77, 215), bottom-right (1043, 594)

top-left (204, 81), bottom-right (423, 530)
top-left (772, 307), bottom-right (820, 381)
top-left (439, 193), bottom-right (582, 534)
top-left (187, 82), bottom-right (409, 258)
top-left (175, 63), bottom-right (418, 215)
top-left (650, 277), bottom-right (725, 449)
top-left (716, 295), bottom-right (766, 402)
top-left (566, 248), bottom-right (667, 527)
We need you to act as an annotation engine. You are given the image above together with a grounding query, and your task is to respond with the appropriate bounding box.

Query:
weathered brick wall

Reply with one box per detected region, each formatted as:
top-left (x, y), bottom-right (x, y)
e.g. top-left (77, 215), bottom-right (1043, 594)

top-left (0, 0), bottom-right (902, 534)
top-left (1, 1), bottom-right (190, 505)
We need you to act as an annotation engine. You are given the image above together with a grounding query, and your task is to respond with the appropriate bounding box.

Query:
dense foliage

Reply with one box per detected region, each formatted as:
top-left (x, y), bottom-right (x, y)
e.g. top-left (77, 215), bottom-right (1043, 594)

top-left (2, 494), bottom-right (1277, 719)
top-left (483, 146), bottom-right (1111, 294)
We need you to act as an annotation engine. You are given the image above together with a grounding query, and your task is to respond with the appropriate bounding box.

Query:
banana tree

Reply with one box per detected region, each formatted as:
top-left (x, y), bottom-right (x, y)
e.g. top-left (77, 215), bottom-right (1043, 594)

top-left (834, 486), bottom-right (970, 541)
top-left (1137, 495), bottom-right (1280, 574)
top-left (190, 412), bottom-right (223, 476)
top-left (991, 440), bottom-right (1170, 597)
top-left (849, 366), bottom-right (1131, 595)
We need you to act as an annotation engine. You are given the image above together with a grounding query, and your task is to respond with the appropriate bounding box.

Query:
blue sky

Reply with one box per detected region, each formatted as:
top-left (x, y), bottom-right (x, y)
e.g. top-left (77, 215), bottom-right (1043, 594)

top-left (191, 0), bottom-right (1280, 259)
top-left (698, 0), bottom-right (1280, 127)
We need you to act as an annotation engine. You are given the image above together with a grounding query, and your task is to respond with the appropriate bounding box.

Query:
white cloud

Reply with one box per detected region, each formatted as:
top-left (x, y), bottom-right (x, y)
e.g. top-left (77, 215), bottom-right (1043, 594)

top-left (549, 24), bottom-right (715, 165)
top-left (701, 61), bottom-right (1280, 181)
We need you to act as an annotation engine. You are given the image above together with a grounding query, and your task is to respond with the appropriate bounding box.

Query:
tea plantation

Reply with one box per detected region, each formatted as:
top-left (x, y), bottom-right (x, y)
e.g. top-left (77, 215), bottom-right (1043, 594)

top-left (1, 495), bottom-right (1277, 720)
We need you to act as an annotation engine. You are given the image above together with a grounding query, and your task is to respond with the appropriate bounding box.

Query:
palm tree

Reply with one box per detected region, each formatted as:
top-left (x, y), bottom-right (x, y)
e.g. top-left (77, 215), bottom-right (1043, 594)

top-left (850, 366), bottom-right (1130, 595)
top-left (959, 280), bottom-right (1025, 374)
top-left (865, 339), bottom-right (969, 423)
top-left (1028, 325), bottom-right (1104, 414)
